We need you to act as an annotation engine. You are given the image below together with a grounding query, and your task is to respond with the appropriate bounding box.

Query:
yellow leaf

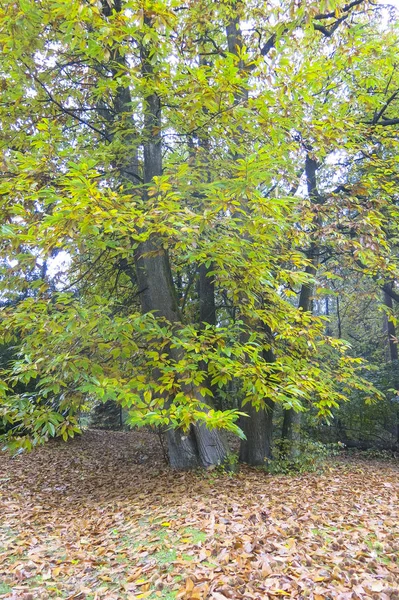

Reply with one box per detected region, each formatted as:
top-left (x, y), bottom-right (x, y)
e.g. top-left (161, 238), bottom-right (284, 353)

top-left (161, 522), bottom-right (171, 527)
top-left (189, 587), bottom-right (204, 599)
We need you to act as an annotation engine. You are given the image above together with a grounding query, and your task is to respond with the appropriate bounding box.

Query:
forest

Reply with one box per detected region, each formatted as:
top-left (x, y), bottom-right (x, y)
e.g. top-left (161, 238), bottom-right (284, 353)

top-left (0, 0), bottom-right (399, 598)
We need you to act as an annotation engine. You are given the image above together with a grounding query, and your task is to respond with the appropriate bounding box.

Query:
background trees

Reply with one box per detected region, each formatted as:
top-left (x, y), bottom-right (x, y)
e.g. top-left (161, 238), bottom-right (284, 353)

top-left (1, 0), bottom-right (398, 467)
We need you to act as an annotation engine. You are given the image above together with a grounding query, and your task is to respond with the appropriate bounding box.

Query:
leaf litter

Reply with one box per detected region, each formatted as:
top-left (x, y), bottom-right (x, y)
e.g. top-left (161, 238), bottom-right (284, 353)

top-left (0, 430), bottom-right (398, 600)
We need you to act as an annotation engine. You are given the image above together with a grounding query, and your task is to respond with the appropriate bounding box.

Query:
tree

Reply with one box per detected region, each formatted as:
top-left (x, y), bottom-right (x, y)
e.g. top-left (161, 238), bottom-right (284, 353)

top-left (0, 0), bottom-right (397, 467)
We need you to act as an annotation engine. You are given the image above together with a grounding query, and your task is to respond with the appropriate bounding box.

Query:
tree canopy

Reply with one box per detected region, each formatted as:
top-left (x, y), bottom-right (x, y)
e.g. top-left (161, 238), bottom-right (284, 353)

top-left (1, 0), bottom-right (399, 467)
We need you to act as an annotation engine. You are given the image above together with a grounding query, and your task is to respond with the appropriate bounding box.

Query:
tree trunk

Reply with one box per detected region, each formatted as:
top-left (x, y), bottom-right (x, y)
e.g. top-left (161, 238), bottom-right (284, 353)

top-left (199, 263), bottom-right (216, 326)
top-left (282, 154), bottom-right (321, 454)
top-left (225, 11), bottom-right (275, 465)
top-left (104, 12), bottom-right (227, 470)
top-left (196, 263), bottom-right (230, 463)
top-left (143, 31), bottom-right (228, 468)
top-left (383, 283), bottom-right (398, 362)
top-left (198, 261), bottom-right (224, 408)
top-left (166, 426), bottom-right (200, 470)
top-left (281, 408), bottom-right (301, 455)
top-left (239, 397), bottom-right (274, 465)
top-left (382, 283), bottom-right (399, 444)
top-left (239, 336), bottom-right (275, 464)
top-left (281, 259), bottom-right (315, 451)
top-left (336, 295), bottom-right (342, 338)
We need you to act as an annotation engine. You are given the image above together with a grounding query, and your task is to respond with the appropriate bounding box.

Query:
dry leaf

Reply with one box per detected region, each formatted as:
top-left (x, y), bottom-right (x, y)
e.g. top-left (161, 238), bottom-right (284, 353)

top-left (0, 430), bottom-right (398, 600)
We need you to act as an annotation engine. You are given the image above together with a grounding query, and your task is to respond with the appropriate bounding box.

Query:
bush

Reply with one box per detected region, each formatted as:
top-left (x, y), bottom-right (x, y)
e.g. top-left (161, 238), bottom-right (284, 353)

top-left (266, 437), bottom-right (339, 475)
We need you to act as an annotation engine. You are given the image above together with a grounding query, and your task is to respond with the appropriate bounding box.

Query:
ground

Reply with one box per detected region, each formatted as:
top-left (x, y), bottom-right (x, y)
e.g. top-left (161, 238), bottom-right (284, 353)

top-left (0, 431), bottom-right (398, 600)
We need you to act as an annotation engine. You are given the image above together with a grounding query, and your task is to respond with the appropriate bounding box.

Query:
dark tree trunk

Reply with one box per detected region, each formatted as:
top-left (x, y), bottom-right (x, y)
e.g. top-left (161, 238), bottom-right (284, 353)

top-left (194, 422), bottom-right (229, 467)
top-left (382, 283), bottom-right (399, 444)
top-left (135, 36), bottom-right (201, 468)
top-left (336, 295), bottom-right (342, 338)
top-left (199, 263), bottom-right (216, 326)
top-left (139, 23), bottom-right (229, 469)
top-left (281, 261), bottom-right (315, 451)
top-left (98, 10), bottom-right (229, 470)
top-left (383, 283), bottom-right (398, 362)
top-left (166, 426), bottom-right (200, 470)
top-left (281, 247), bottom-right (318, 451)
top-left (225, 13), bottom-right (275, 465)
top-left (198, 260), bottom-right (224, 411)
top-left (239, 397), bottom-right (274, 465)
top-left (281, 409), bottom-right (301, 456)
top-left (196, 265), bottom-right (230, 463)
top-left (239, 339), bottom-right (275, 465)
top-left (282, 155), bottom-right (321, 454)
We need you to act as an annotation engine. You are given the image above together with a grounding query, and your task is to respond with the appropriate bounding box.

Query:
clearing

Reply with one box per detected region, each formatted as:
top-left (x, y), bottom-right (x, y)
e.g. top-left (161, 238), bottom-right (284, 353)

top-left (0, 430), bottom-right (398, 600)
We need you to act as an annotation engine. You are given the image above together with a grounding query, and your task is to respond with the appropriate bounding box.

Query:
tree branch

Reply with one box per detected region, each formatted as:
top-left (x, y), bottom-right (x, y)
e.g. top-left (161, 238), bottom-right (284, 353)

top-left (313, 14), bottom-right (349, 38)
top-left (372, 88), bottom-right (399, 124)
top-left (371, 117), bottom-right (399, 126)
top-left (382, 283), bottom-right (399, 304)
top-left (24, 64), bottom-right (112, 142)
top-left (314, 0), bottom-right (365, 20)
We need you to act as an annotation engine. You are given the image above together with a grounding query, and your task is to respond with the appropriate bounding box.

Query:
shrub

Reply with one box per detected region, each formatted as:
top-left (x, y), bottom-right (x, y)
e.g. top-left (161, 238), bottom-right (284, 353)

top-left (266, 437), bottom-right (339, 475)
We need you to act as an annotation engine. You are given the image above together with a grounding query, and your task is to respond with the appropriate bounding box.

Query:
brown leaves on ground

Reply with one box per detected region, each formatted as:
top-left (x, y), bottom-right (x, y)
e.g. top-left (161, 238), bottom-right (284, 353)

top-left (0, 430), bottom-right (398, 600)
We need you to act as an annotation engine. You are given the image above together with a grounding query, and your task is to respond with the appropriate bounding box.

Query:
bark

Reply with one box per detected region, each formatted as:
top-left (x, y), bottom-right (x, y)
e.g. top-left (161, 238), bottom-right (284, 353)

top-left (100, 7), bottom-right (228, 469)
top-left (198, 261), bottom-right (224, 410)
top-left (382, 283), bottom-right (399, 444)
top-left (325, 297), bottom-right (332, 336)
top-left (281, 251), bottom-right (317, 451)
top-left (238, 323), bottom-right (276, 464)
top-left (166, 426), bottom-right (200, 470)
top-left (199, 263), bottom-right (216, 327)
top-left (383, 283), bottom-right (398, 362)
top-left (336, 295), bottom-right (342, 338)
top-left (130, 23), bottom-right (201, 469)
top-left (195, 233), bottom-right (229, 463)
top-left (225, 10), bottom-right (275, 465)
top-left (190, 379), bottom-right (230, 468)
top-left (194, 422), bottom-right (230, 468)
top-left (282, 155), bottom-right (321, 454)
top-left (281, 408), bottom-right (301, 455)
top-left (180, 50), bottom-right (232, 464)
top-left (239, 400), bottom-right (274, 465)
top-left (139, 23), bottom-right (229, 469)
top-left (382, 282), bottom-right (399, 305)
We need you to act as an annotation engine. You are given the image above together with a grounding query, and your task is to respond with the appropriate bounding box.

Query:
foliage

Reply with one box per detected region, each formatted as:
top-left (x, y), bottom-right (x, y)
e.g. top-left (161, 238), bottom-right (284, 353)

top-left (346, 447), bottom-right (398, 461)
top-left (0, 0), bottom-right (399, 456)
top-left (305, 280), bottom-right (399, 446)
top-left (266, 437), bottom-right (339, 475)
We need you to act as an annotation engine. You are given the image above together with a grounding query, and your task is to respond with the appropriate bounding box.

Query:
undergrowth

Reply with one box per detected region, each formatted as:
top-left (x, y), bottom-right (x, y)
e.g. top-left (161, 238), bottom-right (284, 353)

top-left (266, 438), bottom-right (340, 475)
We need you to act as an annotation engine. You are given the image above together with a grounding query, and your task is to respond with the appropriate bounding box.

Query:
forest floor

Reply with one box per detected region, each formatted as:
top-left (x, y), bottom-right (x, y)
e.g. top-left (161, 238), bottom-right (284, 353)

top-left (0, 430), bottom-right (398, 600)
